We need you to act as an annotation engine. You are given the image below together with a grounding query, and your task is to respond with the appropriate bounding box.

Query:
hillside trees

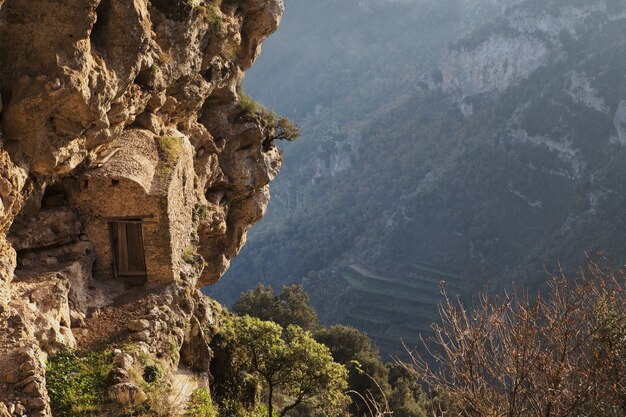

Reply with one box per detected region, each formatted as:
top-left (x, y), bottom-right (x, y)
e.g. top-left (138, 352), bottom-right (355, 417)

top-left (233, 284), bottom-right (318, 331)
top-left (230, 284), bottom-right (429, 417)
top-left (407, 261), bottom-right (626, 417)
top-left (217, 315), bottom-right (348, 417)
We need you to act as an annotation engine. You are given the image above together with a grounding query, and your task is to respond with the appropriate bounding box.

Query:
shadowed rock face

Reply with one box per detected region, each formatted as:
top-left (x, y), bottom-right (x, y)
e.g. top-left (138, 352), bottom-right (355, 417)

top-left (0, 0), bottom-right (284, 413)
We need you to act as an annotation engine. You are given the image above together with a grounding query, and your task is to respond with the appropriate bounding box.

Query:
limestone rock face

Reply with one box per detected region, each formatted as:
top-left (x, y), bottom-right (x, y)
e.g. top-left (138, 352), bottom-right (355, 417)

top-left (0, 0), bottom-right (284, 413)
top-left (439, 0), bottom-right (622, 98)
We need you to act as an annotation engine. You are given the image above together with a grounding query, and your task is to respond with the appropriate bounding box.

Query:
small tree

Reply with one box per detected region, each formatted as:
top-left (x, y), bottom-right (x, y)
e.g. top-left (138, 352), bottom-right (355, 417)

top-left (237, 92), bottom-right (299, 145)
top-left (406, 260), bottom-right (626, 417)
top-left (222, 315), bottom-right (348, 417)
top-left (273, 117), bottom-right (300, 141)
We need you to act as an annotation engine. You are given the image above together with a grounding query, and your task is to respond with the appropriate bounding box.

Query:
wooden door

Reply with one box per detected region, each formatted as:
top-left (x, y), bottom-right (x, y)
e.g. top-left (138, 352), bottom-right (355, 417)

top-left (110, 221), bottom-right (147, 282)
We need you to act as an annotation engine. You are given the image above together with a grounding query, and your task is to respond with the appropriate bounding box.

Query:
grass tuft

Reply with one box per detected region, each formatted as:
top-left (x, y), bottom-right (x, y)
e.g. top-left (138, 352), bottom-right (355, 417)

top-left (196, 3), bottom-right (224, 33)
top-left (158, 136), bottom-right (183, 164)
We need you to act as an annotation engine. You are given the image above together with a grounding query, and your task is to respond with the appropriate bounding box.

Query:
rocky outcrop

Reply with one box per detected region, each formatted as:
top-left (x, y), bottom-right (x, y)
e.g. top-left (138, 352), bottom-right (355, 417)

top-left (439, 0), bottom-right (621, 98)
top-left (441, 34), bottom-right (552, 96)
top-left (0, 0), bottom-right (285, 414)
top-left (611, 100), bottom-right (626, 146)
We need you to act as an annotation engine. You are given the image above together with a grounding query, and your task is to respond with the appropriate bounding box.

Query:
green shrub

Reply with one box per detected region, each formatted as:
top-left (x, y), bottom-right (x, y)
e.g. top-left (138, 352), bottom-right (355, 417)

top-left (46, 350), bottom-right (113, 417)
top-left (234, 284), bottom-right (318, 331)
top-left (143, 364), bottom-right (162, 383)
top-left (239, 93), bottom-right (262, 119)
top-left (186, 387), bottom-right (218, 417)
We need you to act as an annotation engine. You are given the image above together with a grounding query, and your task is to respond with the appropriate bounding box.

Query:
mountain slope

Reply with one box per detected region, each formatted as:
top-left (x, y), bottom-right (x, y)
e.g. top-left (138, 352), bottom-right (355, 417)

top-left (208, 0), bottom-right (626, 355)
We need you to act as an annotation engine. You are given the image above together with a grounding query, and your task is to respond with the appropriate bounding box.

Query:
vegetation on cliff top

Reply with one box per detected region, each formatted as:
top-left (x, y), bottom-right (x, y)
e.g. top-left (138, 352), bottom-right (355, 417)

top-left (239, 92), bottom-right (300, 144)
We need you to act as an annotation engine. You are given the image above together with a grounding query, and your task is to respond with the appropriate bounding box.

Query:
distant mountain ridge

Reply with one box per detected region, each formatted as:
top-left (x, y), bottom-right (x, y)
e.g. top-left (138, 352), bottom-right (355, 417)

top-left (208, 0), bottom-right (626, 355)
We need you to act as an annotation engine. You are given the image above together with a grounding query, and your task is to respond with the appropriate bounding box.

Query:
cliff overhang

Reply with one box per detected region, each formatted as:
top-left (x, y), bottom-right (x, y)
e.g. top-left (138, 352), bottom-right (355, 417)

top-left (0, 0), bottom-right (285, 414)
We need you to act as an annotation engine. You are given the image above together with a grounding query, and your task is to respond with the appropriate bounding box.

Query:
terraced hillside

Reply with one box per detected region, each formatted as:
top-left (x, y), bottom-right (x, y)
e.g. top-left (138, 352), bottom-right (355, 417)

top-left (331, 264), bottom-right (461, 355)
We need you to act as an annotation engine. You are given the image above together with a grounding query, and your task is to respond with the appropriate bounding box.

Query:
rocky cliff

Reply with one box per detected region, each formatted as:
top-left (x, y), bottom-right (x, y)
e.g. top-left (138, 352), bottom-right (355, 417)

top-left (0, 0), bottom-right (284, 414)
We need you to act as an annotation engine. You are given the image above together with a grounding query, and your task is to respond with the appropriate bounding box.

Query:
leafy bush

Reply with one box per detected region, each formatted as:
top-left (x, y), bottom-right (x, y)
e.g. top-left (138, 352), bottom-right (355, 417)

top-left (142, 363), bottom-right (162, 383)
top-left (46, 350), bottom-right (113, 417)
top-left (186, 387), bottom-right (218, 417)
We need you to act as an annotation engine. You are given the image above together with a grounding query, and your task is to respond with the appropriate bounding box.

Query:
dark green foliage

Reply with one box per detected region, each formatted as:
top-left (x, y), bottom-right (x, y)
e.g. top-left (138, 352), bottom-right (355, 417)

top-left (314, 325), bottom-right (391, 415)
top-left (233, 284), bottom-right (318, 331)
top-left (46, 350), bottom-right (113, 417)
top-left (142, 364), bottom-right (162, 383)
top-left (314, 325), bottom-right (375, 364)
top-left (311, 325), bottom-right (432, 416)
top-left (387, 366), bottom-right (428, 417)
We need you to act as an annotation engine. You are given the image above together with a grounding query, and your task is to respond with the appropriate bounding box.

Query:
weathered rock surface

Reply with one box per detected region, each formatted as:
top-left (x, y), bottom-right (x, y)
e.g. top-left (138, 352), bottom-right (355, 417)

top-left (0, 0), bottom-right (285, 413)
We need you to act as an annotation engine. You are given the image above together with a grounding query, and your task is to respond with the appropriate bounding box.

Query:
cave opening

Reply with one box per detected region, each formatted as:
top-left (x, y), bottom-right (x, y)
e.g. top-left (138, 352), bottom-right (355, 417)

top-left (41, 182), bottom-right (66, 208)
